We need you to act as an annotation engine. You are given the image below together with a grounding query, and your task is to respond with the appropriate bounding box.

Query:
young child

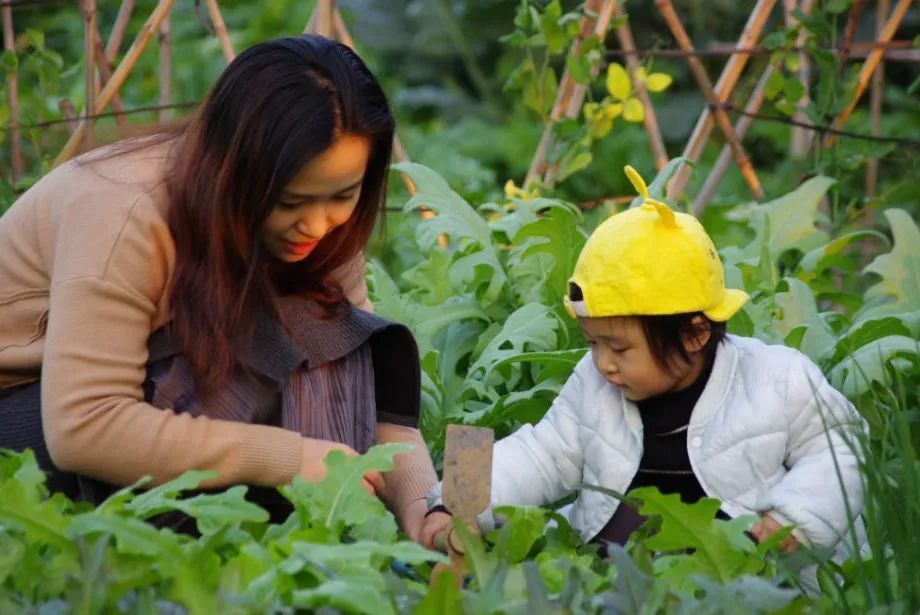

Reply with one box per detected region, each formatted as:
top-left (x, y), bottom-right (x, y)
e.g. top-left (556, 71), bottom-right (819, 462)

top-left (420, 166), bottom-right (864, 555)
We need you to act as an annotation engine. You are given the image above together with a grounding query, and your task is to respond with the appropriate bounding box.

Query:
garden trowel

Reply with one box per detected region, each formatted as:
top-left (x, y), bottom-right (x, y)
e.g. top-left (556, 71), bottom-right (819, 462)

top-left (431, 424), bottom-right (494, 585)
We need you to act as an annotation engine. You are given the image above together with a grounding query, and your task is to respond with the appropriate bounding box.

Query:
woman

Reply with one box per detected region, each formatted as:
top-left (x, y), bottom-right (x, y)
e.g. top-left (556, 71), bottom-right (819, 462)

top-left (0, 35), bottom-right (436, 540)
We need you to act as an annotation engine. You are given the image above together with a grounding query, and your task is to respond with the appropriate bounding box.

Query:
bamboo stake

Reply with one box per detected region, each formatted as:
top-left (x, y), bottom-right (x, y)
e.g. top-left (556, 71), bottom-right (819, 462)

top-left (563, 0), bottom-right (618, 120)
top-left (1, 1), bottom-right (22, 184)
top-left (694, 63), bottom-right (778, 213)
top-left (606, 40), bottom-right (916, 61)
top-left (524, 0), bottom-right (605, 187)
top-left (784, 0), bottom-right (815, 158)
top-left (613, 2), bottom-right (668, 170)
top-left (204, 0), bottom-right (234, 64)
top-left (54, 0), bottom-right (176, 167)
top-left (58, 99), bottom-right (79, 131)
top-left (105, 0), bottom-right (134, 63)
top-left (665, 0), bottom-right (776, 202)
top-left (313, 0), bottom-right (335, 37)
top-left (331, 6), bottom-right (416, 195)
top-left (158, 13), bottom-right (170, 122)
top-left (823, 0), bottom-right (910, 148)
top-left (865, 0), bottom-right (889, 200)
top-left (81, 0), bottom-right (97, 151)
top-left (656, 0), bottom-right (763, 199)
top-left (838, 0), bottom-right (866, 68)
top-left (543, 0), bottom-right (618, 187)
top-left (93, 23), bottom-right (126, 126)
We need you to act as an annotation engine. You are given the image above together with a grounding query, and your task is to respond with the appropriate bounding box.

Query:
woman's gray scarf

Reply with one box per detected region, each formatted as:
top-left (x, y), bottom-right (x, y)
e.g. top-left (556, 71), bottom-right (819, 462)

top-left (143, 295), bottom-right (420, 454)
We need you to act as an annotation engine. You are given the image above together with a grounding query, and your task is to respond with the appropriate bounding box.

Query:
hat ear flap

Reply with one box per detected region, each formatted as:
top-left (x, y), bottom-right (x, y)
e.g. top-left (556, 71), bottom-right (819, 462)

top-left (624, 165), bottom-right (648, 200)
top-left (647, 198), bottom-right (678, 228)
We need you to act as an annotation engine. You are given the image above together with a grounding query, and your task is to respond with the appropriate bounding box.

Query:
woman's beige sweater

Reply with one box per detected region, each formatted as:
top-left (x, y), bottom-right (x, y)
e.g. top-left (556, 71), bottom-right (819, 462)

top-left (0, 142), bottom-right (433, 509)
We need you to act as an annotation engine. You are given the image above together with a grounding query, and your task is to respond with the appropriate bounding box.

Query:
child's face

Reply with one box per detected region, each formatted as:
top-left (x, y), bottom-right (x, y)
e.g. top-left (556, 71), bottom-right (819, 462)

top-left (578, 316), bottom-right (701, 401)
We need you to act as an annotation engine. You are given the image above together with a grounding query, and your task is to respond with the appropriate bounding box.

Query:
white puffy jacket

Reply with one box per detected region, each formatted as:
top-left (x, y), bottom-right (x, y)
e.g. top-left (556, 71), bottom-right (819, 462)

top-left (429, 335), bottom-right (865, 549)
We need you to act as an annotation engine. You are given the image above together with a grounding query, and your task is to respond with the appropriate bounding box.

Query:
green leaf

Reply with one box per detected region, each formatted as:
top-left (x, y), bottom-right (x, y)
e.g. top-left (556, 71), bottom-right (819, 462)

top-left (828, 335), bottom-right (920, 398)
top-left (415, 566), bottom-right (463, 614)
top-left (510, 206), bottom-right (586, 302)
top-left (556, 146), bottom-right (593, 182)
top-left (368, 280), bottom-right (488, 357)
top-left (782, 77), bottom-right (805, 102)
top-left (606, 62), bottom-right (631, 100)
top-left (773, 278), bottom-right (837, 364)
top-left (466, 303), bottom-right (559, 385)
top-left (540, 0), bottom-right (567, 54)
top-left (594, 545), bottom-right (654, 611)
top-left (566, 49), bottom-right (592, 84)
top-left (391, 163), bottom-right (509, 305)
top-left (765, 71), bottom-right (785, 100)
top-left (124, 470), bottom-right (216, 519)
top-left (858, 209), bottom-right (920, 320)
top-left (68, 513), bottom-right (179, 557)
top-left (831, 316), bottom-right (912, 365)
top-left (170, 486), bottom-right (269, 535)
top-left (629, 157), bottom-right (690, 209)
top-left (738, 176), bottom-right (835, 263)
top-left (825, 0), bottom-right (851, 13)
top-left (490, 506), bottom-right (547, 562)
top-left (775, 98), bottom-right (798, 116)
top-left (279, 443), bottom-right (410, 540)
top-left (631, 488), bottom-right (754, 583)
top-left (798, 230), bottom-right (889, 274)
top-left (0, 49), bottom-right (17, 75)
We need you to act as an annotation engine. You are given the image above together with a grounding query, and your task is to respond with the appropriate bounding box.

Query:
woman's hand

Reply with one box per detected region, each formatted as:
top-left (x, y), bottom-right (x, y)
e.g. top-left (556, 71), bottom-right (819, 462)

top-left (299, 437), bottom-right (384, 495)
top-left (750, 513), bottom-right (800, 553)
top-left (418, 510), bottom-right (453, 551)
top-left (397, 498), bottom-right (430, 543)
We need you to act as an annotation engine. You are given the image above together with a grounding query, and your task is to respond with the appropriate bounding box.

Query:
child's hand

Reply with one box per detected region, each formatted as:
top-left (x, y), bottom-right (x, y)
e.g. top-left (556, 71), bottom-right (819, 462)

top-left (751, 513), bottom-right (800, 553)
top-left (419, 510), bottom-right (453, 551)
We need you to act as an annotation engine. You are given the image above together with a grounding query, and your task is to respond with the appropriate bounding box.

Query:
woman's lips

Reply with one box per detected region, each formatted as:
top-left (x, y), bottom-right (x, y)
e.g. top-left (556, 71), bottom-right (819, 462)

top-left (283, 240), bottom-right (318, 256)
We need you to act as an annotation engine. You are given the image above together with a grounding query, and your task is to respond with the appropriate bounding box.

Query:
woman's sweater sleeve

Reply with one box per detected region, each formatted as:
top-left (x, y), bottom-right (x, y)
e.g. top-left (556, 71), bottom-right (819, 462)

top-left (41, 196), bottom-right (303, 489)
top-left (331, 254), bottom-right (373, 312)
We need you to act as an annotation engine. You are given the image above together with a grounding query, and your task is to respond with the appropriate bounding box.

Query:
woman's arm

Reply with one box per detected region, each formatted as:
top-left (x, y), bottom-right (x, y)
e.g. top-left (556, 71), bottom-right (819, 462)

top-left (332, 254), bottom-right (373, 312)
top-left (375, 422), bottom-right (437, 541)
top-left (426, 359), bottom-right (589, 525)
top-left (42, 197), bottom-right (306, 489)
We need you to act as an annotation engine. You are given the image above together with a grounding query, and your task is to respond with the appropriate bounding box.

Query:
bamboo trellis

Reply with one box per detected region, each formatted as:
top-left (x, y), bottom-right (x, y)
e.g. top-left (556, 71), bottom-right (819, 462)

top-left (43, 0), bottom-right (416, 176)
top-left (0, 0), bottom-right (914, 216)
top-left (522, 0), bottom-right (914, 212)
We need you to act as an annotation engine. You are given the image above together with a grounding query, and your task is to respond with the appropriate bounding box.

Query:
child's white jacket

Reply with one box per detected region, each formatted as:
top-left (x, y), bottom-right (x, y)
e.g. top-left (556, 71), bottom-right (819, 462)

top-left (429, 335), bottom-right (865, 550)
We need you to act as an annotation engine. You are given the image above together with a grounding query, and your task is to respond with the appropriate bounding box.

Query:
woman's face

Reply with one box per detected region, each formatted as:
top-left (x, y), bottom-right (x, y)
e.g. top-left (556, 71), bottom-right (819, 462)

top-left (261, 133), bottom-right (371, 263)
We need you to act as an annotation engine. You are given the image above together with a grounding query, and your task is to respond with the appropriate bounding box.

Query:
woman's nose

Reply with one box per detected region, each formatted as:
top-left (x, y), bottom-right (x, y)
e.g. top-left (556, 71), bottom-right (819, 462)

top-left (297, 206), bottom-right (332, 239)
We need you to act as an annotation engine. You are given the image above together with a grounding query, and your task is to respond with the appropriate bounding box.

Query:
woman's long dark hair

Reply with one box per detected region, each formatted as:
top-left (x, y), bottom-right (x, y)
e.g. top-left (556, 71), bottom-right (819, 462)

top-left (166, 35), bottom-right (394, 392)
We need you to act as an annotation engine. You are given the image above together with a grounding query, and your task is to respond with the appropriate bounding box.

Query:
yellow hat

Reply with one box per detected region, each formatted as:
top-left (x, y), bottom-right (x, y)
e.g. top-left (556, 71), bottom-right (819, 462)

top-left (564, 166), bottom-right (748, 322)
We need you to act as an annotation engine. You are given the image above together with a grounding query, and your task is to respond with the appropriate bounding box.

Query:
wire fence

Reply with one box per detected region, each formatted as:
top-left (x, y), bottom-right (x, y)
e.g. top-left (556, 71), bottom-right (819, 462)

top-left (605, 40), bottom-right (918, 61)
top-left (11, 102), bottom-right (200, 130)
top-left (0, 0), bottom-right (70, 8)
top-left (6, 97), bottom-right (919, 148)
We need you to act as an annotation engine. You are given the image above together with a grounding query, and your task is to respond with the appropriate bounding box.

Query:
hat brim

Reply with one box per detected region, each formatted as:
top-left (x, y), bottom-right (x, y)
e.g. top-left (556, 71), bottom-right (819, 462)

top-left (702, 288), bottom-right (749, 322)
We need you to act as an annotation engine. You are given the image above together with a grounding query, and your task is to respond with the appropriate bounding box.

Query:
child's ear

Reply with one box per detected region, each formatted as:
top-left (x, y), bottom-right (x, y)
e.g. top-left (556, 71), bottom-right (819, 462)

top-left (682, 315), bottom-right (711, 354)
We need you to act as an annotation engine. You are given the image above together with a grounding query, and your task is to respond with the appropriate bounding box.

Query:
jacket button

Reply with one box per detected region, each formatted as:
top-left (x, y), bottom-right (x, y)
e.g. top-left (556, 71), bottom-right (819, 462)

top-left (690, 436), bottom-right (702, 447)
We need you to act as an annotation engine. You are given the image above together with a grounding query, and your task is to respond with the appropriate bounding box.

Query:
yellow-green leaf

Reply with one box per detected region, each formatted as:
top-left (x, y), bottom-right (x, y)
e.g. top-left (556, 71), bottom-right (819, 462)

top-left (623, 97), bottom-right (644, 122)
top-left (645, 73), bottom-right (673, 93)
top-left (635, 67), bottom-right (648, 82)
top-left (583, 102), bottom-right (599, 120)
top-left (603, 101), bottom-right (623, 119)
top-left (606, 62), bottom-right (631, 100)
